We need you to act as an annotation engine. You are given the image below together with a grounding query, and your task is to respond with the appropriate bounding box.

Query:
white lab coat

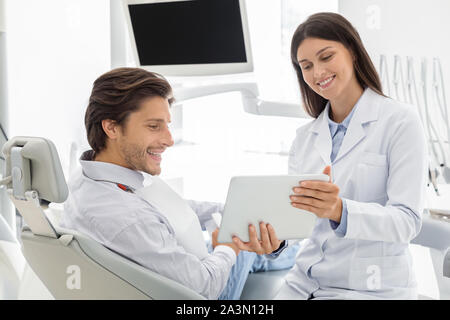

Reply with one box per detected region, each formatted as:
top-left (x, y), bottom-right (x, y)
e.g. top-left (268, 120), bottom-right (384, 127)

top-left (276, 88), bottom-right (428, 299)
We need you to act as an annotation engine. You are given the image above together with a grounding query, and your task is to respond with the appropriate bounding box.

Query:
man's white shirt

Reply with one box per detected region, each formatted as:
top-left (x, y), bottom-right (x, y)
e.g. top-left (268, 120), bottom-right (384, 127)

top-left (60, 154), bottom-right (236, 299)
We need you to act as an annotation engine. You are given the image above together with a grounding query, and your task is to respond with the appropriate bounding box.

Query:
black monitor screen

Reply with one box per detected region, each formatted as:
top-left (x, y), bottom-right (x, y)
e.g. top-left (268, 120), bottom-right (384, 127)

top-left (129, 0), bottom-right (247, 65)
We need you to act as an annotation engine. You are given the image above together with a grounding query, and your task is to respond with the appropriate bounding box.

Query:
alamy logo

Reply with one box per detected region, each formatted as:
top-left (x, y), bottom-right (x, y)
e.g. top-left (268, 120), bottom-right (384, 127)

top-left (366, 5), bottom-right (381, 30)
top-left (66, 265), bottom-right (81, 290)
top-left (366, 265), bottom-right (381, 290)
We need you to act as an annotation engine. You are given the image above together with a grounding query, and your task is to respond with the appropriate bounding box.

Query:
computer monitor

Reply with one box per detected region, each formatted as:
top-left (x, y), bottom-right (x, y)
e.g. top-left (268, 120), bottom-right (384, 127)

top-left (122, 0), bottom-right (253, 76)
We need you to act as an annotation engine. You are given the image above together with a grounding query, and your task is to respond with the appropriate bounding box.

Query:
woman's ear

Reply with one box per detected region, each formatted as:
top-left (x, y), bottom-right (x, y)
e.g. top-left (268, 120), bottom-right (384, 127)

top-left (350, 48), bottom-right (357, 63)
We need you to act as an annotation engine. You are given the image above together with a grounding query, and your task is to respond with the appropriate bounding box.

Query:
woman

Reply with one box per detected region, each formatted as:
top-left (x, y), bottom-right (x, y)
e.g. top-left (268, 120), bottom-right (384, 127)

top-left (276, 12), bottom-right (427, 299)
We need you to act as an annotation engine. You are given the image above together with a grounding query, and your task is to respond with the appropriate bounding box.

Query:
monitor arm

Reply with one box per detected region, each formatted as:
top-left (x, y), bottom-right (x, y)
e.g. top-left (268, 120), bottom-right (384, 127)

top-left (173, 83), bottom-right (309, 119)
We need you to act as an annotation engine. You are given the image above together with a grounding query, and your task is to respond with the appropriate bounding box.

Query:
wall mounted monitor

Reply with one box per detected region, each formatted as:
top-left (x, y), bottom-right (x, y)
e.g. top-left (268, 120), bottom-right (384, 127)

top-left (123, 0), bottom-right (253, 76)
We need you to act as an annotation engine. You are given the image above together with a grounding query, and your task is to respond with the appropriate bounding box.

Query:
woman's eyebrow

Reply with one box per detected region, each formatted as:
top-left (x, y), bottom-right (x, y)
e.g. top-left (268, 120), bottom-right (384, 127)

top-left (298, 46), bottom-right (333, 63)
top-left (144, 119), bottom-right (164, 123)
top-left (144, 118), bottom-right (172, 124)
top-left (316, 46), bottom-right (333, 56)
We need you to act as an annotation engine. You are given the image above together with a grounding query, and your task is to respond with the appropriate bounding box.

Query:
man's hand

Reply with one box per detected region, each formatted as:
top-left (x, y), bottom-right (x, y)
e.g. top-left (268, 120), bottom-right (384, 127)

top-left (232, 222), bottom-right (282, 255)
top-left (212, 228), bottom-right (240, 256)
top-left (289, 166), bottom-right (343, 223)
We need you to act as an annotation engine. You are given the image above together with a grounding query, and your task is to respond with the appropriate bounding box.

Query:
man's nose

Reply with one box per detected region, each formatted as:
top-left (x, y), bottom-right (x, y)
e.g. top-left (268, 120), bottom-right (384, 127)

top-left (163, 125), bottom-right (174, 147)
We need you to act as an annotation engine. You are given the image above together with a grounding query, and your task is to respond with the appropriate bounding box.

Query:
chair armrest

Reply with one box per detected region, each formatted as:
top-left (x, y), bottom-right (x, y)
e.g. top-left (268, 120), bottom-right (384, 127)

top-left (412, 214), bottom-right (450, 280)
top-left (411, 214), bottom-right (450, 251)
top-left (444, 248), bottom-right (450, 278)
top-left (240, 270), bottom-right (289, 300)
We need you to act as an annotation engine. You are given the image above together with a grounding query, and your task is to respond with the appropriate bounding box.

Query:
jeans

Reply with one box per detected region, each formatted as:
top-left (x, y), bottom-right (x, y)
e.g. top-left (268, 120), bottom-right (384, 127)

top-left (213, 243), bottom-right (300, 300)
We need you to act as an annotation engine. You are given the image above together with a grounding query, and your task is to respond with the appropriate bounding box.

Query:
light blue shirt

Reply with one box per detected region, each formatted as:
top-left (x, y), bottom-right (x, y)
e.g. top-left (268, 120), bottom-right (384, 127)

top-left (326, 104), bottom-right (357, 236)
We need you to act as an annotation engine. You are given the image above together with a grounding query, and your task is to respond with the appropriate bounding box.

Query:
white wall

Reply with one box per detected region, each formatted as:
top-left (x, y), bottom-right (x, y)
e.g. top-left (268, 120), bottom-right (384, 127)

top-left (0, 0), bottom-right (6, 150)
top-left (338, 0), bottom-right (450, 113)
top-left (246, 0), bottom-right (338, 104)
top-left (339, 0), bottom-right (450, 60)
top-left (0, 0), bottom-right (13, 231)
top-left (6, 0), bottom-right (111, 177)
top-left (0, 0), bottom-right (4, 32)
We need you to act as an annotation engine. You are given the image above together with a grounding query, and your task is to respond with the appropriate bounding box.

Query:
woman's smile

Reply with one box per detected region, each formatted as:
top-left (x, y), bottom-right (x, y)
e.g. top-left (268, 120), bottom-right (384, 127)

top-left (317, 75), bottom-right (336, 91)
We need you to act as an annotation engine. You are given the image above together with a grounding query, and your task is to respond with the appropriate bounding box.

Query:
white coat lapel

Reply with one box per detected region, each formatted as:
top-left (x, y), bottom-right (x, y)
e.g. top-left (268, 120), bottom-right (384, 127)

top-left (332, 88), bottom-right (380, 163)
top-left (310, 104), bottom-right (332, 166)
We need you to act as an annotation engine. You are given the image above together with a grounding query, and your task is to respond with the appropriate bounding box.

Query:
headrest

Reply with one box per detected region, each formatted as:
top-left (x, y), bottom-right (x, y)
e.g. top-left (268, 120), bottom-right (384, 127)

top-left (2, 136), bottom-right (68, 203)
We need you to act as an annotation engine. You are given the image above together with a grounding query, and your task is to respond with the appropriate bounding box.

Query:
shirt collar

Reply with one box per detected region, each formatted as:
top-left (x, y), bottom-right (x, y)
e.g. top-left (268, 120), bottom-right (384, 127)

top-left (326, 95), bottom-right (360, 136)
top-left (79, 150), bottom-right (145, 191)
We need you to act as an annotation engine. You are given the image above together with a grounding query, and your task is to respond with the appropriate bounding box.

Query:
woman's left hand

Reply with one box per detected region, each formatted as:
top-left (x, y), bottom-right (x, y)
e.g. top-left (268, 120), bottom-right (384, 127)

top-left (290, 166), bottom-right (343, 223)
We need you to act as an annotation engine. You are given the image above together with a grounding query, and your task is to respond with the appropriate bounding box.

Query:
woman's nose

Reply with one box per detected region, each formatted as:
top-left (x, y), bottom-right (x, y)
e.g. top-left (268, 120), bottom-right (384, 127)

top-left (314, 65), bottom-right (326, 80)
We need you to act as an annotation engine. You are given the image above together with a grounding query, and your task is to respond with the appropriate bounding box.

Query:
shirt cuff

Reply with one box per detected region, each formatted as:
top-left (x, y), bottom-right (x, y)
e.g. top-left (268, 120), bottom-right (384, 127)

top-left (329, 199), bottom-right (348, 237)
top-left (266, 240), bottom-right (288, 259)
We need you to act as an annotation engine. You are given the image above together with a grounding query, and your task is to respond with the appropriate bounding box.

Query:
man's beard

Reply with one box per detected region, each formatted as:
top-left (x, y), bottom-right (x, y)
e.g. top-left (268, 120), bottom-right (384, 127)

top-left (119, 141), bottom-right (160, 175)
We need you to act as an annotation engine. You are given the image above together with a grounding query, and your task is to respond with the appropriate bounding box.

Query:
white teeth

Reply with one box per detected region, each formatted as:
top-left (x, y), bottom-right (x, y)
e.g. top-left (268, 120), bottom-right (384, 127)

top-left (319, 76), bottom-right (334, 86)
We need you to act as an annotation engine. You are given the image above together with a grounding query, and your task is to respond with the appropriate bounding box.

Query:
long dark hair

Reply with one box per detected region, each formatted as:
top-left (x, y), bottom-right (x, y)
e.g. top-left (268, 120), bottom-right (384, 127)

top-left (291, 12), bottom-right (384, 118)
top-left (85, 67), bottom-right (174, 154)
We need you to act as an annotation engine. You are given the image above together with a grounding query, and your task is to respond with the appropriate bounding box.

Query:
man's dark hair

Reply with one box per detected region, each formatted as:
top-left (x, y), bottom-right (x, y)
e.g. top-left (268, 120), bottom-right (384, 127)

top-left (84, 67), bottom-right (174, 154)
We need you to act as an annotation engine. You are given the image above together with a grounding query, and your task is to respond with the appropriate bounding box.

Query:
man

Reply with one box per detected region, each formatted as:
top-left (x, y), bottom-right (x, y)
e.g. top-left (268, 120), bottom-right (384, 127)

top-left (61, 67), bottom-right (297, 299)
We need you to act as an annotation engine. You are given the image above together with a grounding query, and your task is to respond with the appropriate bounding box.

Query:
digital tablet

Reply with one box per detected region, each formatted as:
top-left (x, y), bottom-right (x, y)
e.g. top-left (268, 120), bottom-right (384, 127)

top-left (217, 174), bottom-right (330, 243)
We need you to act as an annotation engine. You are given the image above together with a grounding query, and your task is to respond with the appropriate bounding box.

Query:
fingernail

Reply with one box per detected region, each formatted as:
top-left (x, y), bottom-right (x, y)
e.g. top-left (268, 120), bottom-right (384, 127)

top-left (301, 182), bottom-right (307, 187)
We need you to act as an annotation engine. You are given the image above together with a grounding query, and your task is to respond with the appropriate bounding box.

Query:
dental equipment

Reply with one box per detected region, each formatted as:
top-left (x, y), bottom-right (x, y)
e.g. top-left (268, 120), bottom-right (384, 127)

top-left (406, 57), bottom-right (442, 195)
top-left (421, 58), bottom-right (448, 173)
top-left (172, 82), bottom-right (308, 119)
top-left (432, 58), bottom-right (450, 183)
top-left (393, 55), bottom-right (407, 102)
top-left (379, 54), bottom-right (391, 96)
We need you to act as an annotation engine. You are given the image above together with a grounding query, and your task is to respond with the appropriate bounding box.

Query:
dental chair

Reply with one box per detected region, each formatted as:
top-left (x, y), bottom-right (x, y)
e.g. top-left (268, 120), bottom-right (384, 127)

top-left (1, 136), bottom-right (204, 300)
top-left (411, 213), bottom-right (450, 299)
top-left (0, 214), bottom-right (25, 299)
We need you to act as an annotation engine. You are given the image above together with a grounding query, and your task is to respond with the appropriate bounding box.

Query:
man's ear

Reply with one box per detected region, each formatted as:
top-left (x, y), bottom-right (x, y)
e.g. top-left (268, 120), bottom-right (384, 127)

top-left (101, 119), bottom-right (120, 140)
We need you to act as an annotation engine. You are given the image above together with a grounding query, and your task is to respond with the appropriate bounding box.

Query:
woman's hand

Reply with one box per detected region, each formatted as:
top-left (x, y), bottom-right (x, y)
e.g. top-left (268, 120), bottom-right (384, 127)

top-left (232, 222), bottom-right (282, 255)
top-left (290, 166), bottom-right (343, 223)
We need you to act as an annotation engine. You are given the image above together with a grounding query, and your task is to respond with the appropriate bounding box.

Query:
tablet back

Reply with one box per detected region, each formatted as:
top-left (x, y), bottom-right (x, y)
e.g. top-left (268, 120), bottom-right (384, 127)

top-left (217, 174), bottom-right (329, 243)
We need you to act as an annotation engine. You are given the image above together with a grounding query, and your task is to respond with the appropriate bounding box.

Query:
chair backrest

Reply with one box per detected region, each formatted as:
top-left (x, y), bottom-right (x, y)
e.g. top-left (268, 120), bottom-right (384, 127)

top-left (2, 136), bottom-right (205, 300)
top-left (20, 226), bottom-right (205, 299)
